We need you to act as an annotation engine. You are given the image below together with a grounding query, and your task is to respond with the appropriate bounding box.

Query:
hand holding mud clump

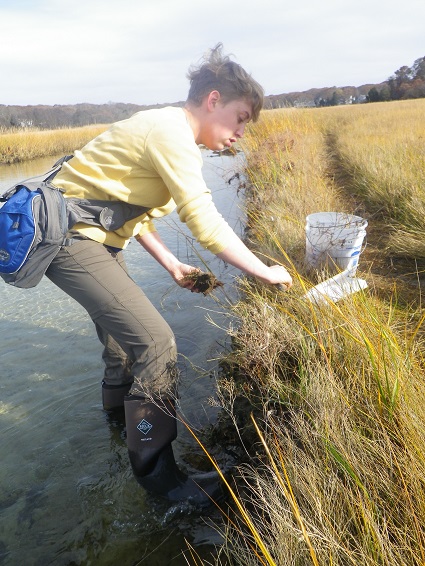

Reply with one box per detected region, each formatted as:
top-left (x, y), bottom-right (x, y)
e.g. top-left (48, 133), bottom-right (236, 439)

top-left (183, 271), bottom-right (224, 295)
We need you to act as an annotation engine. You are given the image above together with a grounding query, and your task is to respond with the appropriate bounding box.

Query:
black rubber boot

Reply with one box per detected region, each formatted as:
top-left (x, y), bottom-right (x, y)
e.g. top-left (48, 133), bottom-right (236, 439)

top-left (124, 395), bottom-right (225, 507)
top-left (102, 381), bottom-right (132, 411)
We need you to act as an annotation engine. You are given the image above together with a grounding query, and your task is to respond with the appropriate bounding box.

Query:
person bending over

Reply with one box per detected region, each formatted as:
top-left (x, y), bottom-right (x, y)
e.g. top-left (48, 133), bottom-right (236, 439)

top-left (47, 43), bottom-right (293, 506)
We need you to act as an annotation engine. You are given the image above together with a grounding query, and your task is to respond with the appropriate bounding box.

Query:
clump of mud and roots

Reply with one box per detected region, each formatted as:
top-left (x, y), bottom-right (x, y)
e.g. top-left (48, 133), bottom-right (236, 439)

top-left (183, 271), bottom-right (224, 295)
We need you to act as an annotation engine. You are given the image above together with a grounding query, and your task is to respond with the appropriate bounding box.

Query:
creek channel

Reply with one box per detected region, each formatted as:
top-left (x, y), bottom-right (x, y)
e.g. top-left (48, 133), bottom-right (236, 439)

top-left (0, 150), bottom-right (246, 566)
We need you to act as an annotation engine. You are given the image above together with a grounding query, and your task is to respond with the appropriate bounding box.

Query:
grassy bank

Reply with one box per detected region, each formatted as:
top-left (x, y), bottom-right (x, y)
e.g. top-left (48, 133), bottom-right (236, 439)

top-left (209, 99), bottom-right (425, 565)
top-left (0, 124), bottom-right (108, 164)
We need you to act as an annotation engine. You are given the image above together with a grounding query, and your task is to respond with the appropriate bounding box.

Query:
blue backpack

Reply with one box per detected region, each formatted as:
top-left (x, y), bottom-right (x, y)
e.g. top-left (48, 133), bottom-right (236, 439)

top-left (0, 187), bottom-right (43, 273)
top-left (0, 157), bottom-right (69, 288)
top-left (0, 156), bottom-right (149, 288)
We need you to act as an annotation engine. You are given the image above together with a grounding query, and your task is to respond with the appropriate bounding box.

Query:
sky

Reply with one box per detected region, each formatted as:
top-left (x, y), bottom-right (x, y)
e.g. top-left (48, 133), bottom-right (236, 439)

top-left (1, 0), bottom-right (424, 107)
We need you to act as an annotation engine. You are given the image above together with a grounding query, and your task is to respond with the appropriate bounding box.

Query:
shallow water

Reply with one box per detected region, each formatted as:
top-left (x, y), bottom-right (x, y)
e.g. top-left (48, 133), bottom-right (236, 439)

top-left (0, 151), bottom-right (245, 565)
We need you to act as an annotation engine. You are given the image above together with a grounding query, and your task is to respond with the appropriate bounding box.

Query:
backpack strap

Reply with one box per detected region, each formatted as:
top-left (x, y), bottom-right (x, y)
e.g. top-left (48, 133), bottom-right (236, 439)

top-left (1, 155), bottom-right (73, 201)
top-left (1, 155), bottom-right (150, 233)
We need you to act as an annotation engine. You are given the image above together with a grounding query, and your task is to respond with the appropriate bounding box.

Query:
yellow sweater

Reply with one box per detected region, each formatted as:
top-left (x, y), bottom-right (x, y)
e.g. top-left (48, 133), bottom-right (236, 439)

top-left (53, 106), bottom-right (235, 253)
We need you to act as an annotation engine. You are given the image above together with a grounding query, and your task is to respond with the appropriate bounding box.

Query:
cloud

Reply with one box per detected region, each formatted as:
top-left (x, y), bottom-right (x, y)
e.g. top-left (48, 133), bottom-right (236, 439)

top-left (0, 0), bottom-right (424, 105)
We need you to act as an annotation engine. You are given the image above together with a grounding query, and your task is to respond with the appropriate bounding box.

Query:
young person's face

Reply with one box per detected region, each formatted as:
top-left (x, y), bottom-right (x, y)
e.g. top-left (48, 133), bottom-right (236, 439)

top-left (200, 94), bottom-right (252, 151)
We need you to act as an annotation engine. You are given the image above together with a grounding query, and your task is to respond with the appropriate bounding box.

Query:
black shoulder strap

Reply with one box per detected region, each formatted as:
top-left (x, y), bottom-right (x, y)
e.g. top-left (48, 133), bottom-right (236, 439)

top-left (1, 155), bottom-right (149, 231)
top-left (44, 155), bottom-right (74, 182)
top-left (1, 155), bottom-right (74, 201)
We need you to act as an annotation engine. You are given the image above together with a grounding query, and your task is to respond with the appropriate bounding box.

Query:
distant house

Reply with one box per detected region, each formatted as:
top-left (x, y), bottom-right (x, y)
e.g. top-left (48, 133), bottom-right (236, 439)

top-left (293, 99), bottom-right (316, 108)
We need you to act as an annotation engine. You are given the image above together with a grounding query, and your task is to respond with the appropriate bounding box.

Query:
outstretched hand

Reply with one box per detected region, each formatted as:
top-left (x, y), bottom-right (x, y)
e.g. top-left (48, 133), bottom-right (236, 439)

top-left (173, 264), bottom-right (201, 290)
top-left (261, 265), bottom-right (293, 289)
top-left (174, 265), bottom-right (224, 295)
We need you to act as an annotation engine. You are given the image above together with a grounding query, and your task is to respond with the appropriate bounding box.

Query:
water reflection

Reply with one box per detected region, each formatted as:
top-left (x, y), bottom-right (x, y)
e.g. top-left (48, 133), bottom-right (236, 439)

top-left (0, 151), bottom-right (244, 565)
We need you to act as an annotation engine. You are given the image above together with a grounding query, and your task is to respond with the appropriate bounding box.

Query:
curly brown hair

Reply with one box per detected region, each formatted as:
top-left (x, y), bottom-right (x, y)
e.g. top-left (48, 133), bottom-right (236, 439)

top-left (186, 43), bottom-right (264, 122)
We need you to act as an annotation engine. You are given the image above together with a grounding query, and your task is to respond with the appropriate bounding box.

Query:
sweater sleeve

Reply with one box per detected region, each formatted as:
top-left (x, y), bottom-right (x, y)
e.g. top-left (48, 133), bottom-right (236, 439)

top-left (144, 125), bottom-right (235, 254)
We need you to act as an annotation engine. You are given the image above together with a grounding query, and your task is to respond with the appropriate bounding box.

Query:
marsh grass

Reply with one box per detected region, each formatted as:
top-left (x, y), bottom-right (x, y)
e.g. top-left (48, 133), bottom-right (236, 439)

top-left (206, 101), bottom-right (425, 565)
top-left (240, 109), bottom-right (344, 265)
top-left (211, 278), bottom-right (425, 565)
top-left (322, 100), bottom-right (425, 258)
top-left (0, 124), bottom-right (108, 163)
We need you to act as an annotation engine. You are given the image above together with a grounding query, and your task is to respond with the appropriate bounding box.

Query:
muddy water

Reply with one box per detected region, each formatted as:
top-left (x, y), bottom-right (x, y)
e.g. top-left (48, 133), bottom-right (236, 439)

top-left (0, 151), bottom-right (245, 565)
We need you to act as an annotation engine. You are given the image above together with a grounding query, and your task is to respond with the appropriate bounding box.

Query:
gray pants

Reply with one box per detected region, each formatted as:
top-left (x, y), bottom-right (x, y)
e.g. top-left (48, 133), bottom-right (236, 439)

top-left (46, 237), bottom-right (178, 398)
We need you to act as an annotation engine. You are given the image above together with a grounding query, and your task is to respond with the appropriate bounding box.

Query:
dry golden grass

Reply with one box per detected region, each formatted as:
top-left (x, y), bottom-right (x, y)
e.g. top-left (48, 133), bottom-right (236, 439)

top-left (209, 100), bottom-right (425, 565)
top-left (241, 108), bottom-right (344, 258)
top-left (0, 124), bottom-right (109, 164)
top-left (215, 282), bottom-right (425, 565)
top-left (319, 99), bottom-right (425, 258)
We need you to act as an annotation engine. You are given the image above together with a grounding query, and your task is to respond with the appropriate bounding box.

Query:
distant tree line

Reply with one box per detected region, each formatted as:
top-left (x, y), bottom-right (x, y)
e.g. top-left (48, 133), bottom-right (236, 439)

top-left (0, 101), bottom-right (184, 131)
top-left (1, 56), bottom-right (424, 129)
top-left (263, 85), bottom-right (371, 109)
top-left (266, 55), bottom-right (425, 109)
top-left (367, 56), bottom-right (425, 102)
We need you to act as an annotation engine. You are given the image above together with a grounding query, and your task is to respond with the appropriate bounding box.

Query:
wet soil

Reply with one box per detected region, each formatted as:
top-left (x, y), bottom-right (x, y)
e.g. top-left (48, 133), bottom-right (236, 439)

top-left (184, 271), bottom-right (224, 295)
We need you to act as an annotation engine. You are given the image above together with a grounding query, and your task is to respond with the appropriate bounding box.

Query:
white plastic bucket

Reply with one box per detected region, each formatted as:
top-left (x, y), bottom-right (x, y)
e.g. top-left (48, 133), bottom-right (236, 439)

top-left (305, 212), bottom-right (367, 274)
